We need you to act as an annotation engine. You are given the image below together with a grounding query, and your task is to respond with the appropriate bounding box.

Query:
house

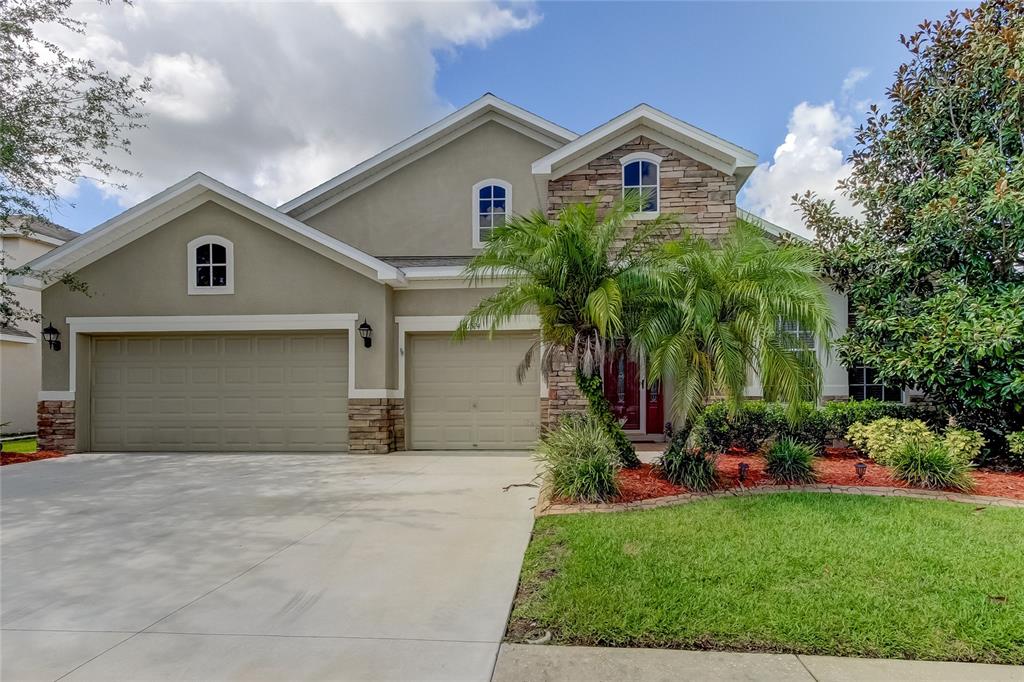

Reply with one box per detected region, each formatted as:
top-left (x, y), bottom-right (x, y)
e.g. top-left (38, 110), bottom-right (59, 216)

top-left (16, 94), bottom-right (886, 455)
top-left (1, 217), bottom-right (79, 435)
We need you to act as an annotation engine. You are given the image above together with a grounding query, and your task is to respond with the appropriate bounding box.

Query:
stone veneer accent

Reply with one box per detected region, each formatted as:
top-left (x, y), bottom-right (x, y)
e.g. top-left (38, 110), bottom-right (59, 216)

top-left (541, 136), bottom-right (739, 429)
top-left (348, 398), bottom-right (405, 454)
top-left (37, 400), bottom-right (76, 453)
top-left (546, 135), bottom-right (737, 242)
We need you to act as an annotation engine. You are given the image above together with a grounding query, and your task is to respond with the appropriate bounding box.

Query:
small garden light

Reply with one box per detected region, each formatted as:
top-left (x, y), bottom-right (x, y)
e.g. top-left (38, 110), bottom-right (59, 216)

top-left (357, 319), bottom-right (372, 348)
top-left (855, 461), bottom-right (867, 480)
top-left (41, 321), bottom-right (61, 351)
top-left (738, 462), bottom-right (749, 484)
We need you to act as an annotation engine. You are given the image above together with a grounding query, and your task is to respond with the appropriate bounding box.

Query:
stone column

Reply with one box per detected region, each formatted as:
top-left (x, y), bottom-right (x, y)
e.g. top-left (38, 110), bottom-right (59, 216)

top-left (37, 400), bottom-right (76, 453)
top-left (348, 398), bottom-right (405, 454)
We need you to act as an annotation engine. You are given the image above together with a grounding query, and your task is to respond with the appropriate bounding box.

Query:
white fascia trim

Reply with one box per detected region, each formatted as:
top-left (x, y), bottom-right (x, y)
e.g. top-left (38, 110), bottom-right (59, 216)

top-left (1, 230), bottom-right (69, 247)
top-left (0, 332), bottom-right (37, 344)
top-left (279, 93), bottom-right (578, 218)
top-left (401, 266), bottom-right (467, 280)
top-left (394, 314), bottom-right (540, 398)
top-left (533, 104), bottom-right (758, 180)
top-left (61, 314), bottom-right (398, 400)
top-left (22, 173), bottom-right (404, 287)
top-left (737, 208), bottom-right (811, 244)
top-left (7, 274), bottom-right (44, 290)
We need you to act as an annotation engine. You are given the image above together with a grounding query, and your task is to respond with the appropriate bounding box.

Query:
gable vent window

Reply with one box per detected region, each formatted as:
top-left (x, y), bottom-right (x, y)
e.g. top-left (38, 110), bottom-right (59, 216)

top-left (473, 179), bottom-right (510, 248)
top-left (621, 152), bottom-right (660, 214)
top-left (187, 235), bottom-right (234, 295)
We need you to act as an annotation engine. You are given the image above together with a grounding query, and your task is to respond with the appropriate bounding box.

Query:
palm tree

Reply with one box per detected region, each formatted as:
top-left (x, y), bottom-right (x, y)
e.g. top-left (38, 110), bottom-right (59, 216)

top-left (634, 219), bottom-right (834, 432)
top-left (455, 196), bottom-right (674, 468)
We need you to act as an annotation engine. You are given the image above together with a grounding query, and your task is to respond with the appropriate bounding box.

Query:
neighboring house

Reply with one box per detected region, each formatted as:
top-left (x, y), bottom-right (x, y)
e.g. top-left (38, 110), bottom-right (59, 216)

top-left (16, 94), bottom-right (895, 455)
top-left (1, 217), bottom-right (79, 435)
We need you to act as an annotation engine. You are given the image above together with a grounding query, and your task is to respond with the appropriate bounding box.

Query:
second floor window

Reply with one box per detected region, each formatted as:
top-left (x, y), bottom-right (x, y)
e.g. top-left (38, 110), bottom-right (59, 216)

top-left (187, 235), bottom-right (234, 295)
top-left (473, 179), bottom-right (510, 248)
top-left (621, 152), bottom-right (660, 213)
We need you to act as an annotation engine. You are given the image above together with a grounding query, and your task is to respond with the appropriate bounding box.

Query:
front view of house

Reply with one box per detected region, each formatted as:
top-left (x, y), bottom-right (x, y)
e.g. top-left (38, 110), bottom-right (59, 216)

top-left (19, 95), bottom-right (864, 454)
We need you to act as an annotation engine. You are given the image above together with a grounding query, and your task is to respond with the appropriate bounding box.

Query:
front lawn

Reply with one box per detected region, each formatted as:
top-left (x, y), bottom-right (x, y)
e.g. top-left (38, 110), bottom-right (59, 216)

top-left (1, 438), bottom-right (37, 453)
top-left (511, 494), bottom-right (1024, 664)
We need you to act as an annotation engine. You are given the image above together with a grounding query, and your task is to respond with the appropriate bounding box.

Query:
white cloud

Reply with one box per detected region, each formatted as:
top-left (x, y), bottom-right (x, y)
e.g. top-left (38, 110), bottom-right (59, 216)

top-left (841, 67), bottom-right (869, 97)
top-left (46, 1), bottom-right (540, 209)
top-left (741, 84), bottom-right (866, 237)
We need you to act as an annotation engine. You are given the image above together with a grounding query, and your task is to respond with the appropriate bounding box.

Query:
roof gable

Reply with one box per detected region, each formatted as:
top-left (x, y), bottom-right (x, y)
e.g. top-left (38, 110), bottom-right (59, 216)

top-left (279, 93), bottom-right (578, 220)
top-left (14, 173), bottom-right (404, 290)
top-left (532, 104), bottom-right (758, 186)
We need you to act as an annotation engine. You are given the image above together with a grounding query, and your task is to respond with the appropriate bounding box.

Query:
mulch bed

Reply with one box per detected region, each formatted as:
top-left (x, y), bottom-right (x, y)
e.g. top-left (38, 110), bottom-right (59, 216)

top-left (603, 446), bottom-right (1024, 504)
top-left (0, 450), bottom-right (65, 466)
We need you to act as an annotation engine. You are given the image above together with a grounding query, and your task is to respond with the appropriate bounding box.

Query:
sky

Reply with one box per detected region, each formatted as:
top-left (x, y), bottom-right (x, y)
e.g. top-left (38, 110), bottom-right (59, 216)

top-left (44, 1), bottom-right (965, 236)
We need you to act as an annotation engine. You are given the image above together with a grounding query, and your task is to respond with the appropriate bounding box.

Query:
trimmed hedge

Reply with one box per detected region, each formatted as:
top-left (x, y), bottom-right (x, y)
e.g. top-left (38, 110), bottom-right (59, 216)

top-left (690, 399), bottom-right (940, 454)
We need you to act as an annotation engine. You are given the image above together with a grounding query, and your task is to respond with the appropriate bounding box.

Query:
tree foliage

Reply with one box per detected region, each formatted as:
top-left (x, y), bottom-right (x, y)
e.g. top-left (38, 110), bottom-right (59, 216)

top-left (455, 196), bottom-right (675, 467)
top-left (635, 221), bottom-right (833, 426)
top-left (796, 0), bottom-right (1024, 460)
top-left (0, 0), bottom-right (148, 326)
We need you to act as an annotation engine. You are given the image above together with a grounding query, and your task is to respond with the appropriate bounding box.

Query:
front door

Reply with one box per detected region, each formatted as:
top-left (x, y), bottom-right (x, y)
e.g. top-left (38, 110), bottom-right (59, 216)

top-left (603, 345), bottom-right (641, 430)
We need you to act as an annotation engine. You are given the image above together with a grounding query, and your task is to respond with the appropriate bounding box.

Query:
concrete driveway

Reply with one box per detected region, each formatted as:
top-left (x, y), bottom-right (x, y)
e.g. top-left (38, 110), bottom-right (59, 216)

top-left (1, 452), bottom-right (538, 681)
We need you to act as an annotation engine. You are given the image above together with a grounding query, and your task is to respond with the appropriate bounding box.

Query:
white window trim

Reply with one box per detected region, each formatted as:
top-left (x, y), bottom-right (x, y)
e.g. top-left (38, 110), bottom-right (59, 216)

top-left (777, 318), bottom-right (818, 355)
top-left (187, 235), bottom-right (234, 295)
top-left (472, 179), bottom-right (511, 249)
top-left (620, 151), bottom-right (661, 218)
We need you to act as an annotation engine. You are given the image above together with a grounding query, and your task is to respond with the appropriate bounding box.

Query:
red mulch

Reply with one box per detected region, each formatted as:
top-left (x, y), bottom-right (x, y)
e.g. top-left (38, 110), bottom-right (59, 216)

top-left (604, 447), bottom-right (1024, 504)
top-left (615, 463), bottom-right (684, 502)
top-left (0, 450), bottom-right (65, 466)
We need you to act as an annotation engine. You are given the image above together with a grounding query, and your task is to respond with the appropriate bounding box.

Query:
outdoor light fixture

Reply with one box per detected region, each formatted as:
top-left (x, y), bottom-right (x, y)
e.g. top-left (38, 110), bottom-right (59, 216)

top-left (357, 319), bottom-right (373, 348)
top-left (855, 461), bottom-right (867, 480)
top-left (738, 462), bottom-right (749, 484)
top-left (41, 321), bottom-right (61, 351)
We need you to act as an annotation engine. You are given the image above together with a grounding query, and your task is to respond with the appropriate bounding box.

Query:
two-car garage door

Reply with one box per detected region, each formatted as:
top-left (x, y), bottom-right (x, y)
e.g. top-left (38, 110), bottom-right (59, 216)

top-left (90, 332), bottom-right (347, 452)
top-left (406, 333), bottom-right (539, 450)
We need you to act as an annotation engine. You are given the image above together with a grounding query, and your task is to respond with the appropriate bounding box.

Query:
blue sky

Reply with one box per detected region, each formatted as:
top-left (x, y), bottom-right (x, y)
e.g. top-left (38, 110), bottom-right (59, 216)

top-left (51, 1), bottom-right (963, 234)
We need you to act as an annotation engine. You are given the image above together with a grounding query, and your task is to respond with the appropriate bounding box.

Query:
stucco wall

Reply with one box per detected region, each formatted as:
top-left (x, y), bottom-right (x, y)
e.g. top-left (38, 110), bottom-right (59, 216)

top-left (304, 121), bottom-right (554, 257)
top-left (40, 198), bottom-right (392, 393)
top-left (2, 234), bottom-right (64, 434)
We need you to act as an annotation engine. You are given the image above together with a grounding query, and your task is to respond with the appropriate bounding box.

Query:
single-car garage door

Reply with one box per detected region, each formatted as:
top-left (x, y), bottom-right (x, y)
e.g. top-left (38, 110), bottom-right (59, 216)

top-left (407, 333), bottom-right (539, 450)
top-left (90, 332), bottom-right (348, 452)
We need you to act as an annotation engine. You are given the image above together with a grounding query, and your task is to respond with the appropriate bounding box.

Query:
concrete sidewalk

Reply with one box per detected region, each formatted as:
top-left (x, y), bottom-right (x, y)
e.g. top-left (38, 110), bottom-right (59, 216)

top-left (492, 644), bottom-right (1024, 681)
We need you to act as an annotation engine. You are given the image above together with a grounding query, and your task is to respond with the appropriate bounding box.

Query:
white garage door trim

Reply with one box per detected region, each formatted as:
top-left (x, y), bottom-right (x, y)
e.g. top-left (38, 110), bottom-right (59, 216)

top-left (395, 315), bottom-right (542, 398)
top-left (52, 314), bottom-right (396, 400)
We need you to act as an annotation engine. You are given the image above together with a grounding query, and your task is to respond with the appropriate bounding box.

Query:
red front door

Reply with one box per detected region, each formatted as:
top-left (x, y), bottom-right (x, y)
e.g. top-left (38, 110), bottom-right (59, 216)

top-left (604, 346), bottom-right (641, 430)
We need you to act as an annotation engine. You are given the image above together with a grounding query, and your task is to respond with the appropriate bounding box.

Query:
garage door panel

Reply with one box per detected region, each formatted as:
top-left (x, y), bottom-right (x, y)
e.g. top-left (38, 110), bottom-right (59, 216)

top-left (90, 332), bottom-right (348, 452)
top-left (408, 333), bottom-right (538, 450)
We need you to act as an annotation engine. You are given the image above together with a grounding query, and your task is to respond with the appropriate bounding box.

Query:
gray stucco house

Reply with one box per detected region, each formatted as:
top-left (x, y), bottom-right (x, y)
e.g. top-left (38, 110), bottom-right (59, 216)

top-left (16, 95), bottom-right (884, 454)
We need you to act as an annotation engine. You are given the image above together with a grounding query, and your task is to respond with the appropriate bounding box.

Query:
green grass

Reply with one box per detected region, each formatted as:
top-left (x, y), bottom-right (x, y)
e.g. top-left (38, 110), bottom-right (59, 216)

top-left (511, 494), bottom-right (1024, 663)
top-left (1, 438), bottom-right (37, 453)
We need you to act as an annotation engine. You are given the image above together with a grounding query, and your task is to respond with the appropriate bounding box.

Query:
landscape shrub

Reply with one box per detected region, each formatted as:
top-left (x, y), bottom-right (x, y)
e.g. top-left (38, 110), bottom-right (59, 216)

top-left (942, 428), bottom-right (986, 465)
top-left (536, 413), bottom-right (620, 502)
top-left (846, 418), bottom-right (936, 466)
top-left (821, 399), bottom-right (941, 440)
top-left (658, 442), bottom-right (718, 492)
top-left (692, 401), bottom-right (824, 453)
top-left (764, 437), bottom-right (818, 484)
top-left (1009, 432), bottom-right (1024, 459)
top-left (890, 440), bottom-right (974, 492)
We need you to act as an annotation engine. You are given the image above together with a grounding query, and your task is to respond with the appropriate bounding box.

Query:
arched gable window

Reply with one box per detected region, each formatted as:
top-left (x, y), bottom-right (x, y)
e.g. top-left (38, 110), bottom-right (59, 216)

top-left (187, 235), bottom-right (234, 295)
top-left (472, 179), bottom-right (511, 248)
top-left (620, 151), bottom-right (661, 214)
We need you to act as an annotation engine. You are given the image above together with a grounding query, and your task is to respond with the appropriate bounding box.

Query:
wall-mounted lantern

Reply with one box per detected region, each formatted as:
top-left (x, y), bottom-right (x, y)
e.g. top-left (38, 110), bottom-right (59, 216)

top-left (41, 322), bottom-right (61, 351)
top-left (358, 319), bottom-right (373, 348)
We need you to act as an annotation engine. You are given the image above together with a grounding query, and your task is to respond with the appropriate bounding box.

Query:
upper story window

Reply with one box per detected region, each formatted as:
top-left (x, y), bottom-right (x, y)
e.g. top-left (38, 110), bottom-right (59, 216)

top-left (187, 235), bottom-right (234, 295)
top-left (473, 179), bottom-right (511, 248)
top-left (620, 151), bottom-right (661, 214)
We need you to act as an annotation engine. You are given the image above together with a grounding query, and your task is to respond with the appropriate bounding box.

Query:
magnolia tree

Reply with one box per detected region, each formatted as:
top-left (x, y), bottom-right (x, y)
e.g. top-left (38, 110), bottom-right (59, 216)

top-left (796, 0), bottom-right (1024, 463)
top-left (1, 0), bottom-right (148, 327)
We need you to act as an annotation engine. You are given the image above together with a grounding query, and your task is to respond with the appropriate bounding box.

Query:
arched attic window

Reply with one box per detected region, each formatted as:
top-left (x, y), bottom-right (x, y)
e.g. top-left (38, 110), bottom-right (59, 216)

top-left (472, 179), bottom-right (511, 248)
top-left (187, 235), bottom-right (234, 295)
